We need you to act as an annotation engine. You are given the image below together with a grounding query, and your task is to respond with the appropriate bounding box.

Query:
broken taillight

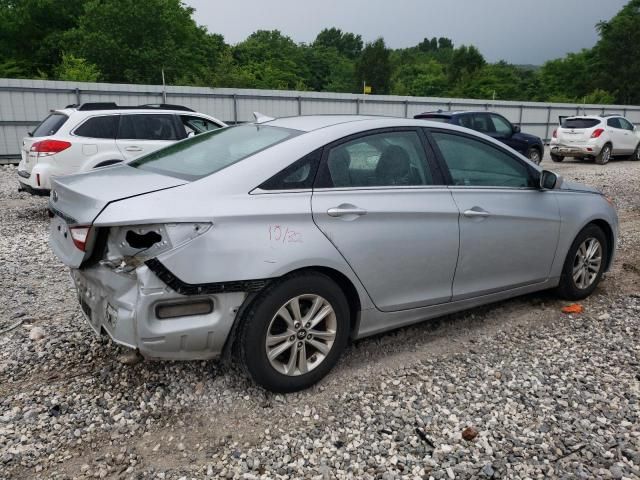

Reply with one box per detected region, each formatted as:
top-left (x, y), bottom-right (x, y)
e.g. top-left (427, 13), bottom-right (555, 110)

top-left (70, 226), bottom-right (91, 251)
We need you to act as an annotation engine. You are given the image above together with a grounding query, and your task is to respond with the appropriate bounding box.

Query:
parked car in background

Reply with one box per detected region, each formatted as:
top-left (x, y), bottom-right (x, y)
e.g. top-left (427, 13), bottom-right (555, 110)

top-left (48, 114), bottom-right (617, 392)
top-left (414, 110), bottom-right (545, 164)
top-left (17, 103), bottom-right (226, 195)
top-left (550, 115), bottom-right (640, 165)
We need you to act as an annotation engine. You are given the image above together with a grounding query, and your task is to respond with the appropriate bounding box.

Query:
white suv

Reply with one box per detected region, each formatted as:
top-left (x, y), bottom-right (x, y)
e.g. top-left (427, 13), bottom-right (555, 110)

top-left (17, 103), bottom-right (226, 195)
top-left (550, 114), bottom-right (640, 165)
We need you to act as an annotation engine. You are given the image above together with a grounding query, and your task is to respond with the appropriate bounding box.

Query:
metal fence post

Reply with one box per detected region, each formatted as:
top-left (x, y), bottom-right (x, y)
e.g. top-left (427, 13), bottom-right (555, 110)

top-left (519, 105), bottom-right (523, 125)
top-left (297, 96), bottom-right (302, 116)
top-left (404, 100), bottom-right (409, 118)
top-left (544, 106), bottom-right (552, 141)
top-left (232, 94), bottom-right (238, 124)
top-left (75, 87), bottom-right (81, 105)
top-left (356, 98), bottom-right (360, 115)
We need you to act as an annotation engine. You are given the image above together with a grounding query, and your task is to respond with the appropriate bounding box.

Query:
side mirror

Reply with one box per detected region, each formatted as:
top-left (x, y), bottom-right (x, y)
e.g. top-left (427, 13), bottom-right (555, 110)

top-left (540, 170), bottom-right (559, 190)
top-left (187, 131), bottom-right (196, 138)
top-left (27, 131), bottom-right (33, 137)
top-left (513, 125), bottom-right (521, 134)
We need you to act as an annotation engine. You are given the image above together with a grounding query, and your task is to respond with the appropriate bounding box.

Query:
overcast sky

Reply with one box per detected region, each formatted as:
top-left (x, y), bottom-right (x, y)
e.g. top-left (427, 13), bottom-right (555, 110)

top-left (185, 0), bottom-right (627, 65)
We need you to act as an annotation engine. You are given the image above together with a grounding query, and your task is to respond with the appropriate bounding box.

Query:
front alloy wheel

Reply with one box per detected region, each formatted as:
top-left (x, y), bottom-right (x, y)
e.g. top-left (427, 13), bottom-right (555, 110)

top-left (556, 224), bottom-right (608, 300)
top-left (572, 238), bottom-right (602, 290)
top-left (265, 294), bottom-right (337, 376)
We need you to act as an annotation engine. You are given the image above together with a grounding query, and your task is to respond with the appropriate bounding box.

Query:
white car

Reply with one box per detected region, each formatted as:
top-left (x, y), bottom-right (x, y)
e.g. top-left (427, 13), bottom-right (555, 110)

top-left (17, 103), bottom-right (226, 195)
top-left (550, 115), bottom-right (640, 165)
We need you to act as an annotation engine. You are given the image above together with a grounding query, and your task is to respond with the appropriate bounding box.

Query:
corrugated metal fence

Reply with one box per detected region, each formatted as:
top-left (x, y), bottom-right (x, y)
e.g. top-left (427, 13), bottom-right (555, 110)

top-left (2, 77), bottom-right (640, 160)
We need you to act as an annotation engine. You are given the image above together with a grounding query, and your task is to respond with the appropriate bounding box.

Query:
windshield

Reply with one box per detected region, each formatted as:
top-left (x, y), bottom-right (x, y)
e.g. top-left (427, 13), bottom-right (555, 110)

top-left (130, 124), bottom-right (300, 181)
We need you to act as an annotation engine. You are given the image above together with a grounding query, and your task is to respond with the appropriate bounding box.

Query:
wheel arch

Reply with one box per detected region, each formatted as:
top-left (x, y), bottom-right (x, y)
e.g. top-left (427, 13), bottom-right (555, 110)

top-left (221, 265), bottom-right (363, 364)
top-left (93, 159), bottom-right (123, 169)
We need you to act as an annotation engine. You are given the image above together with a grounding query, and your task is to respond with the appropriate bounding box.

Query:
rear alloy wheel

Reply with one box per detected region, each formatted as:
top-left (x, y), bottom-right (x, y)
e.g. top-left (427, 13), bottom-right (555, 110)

top-left (630, 144), bottom-right (640, 161)
top-left (551, 153), bottom-right (564, 163)
top-left (526, 147), bottom-right (542, 165)
top-left (595, 144), bottom-right (612, 165)
top-left (238, 272), bottom-right (350, 392)
top-left (556, 225), bottom-right (607, 300)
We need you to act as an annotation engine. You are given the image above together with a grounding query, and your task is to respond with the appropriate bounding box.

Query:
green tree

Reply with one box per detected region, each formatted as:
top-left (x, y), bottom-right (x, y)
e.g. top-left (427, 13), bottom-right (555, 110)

top-left (448, 45), bottom-right (485, 84)
top-left (0, 0), bottom-right (89, 77)
top-left (313, 28), bottom-right (363, 59)
top-left (54, 53), bottom-right (101, 82)
top-left (232, 30), bottom-right (309, 90)
top-left (356, 38), bottom-right (391, 94)
top-left (303, 46), bottom-right (356, 92)
top-left (391, 58), bottom-right (447, 97)
top-left (64, 0), bottom-right (225, 84)
top-left (537, 50), bottom-right (595, 102)
top-left (593, 0), bottom-right (640, 104)
top-left (450, 61), bottom-right (531, 100)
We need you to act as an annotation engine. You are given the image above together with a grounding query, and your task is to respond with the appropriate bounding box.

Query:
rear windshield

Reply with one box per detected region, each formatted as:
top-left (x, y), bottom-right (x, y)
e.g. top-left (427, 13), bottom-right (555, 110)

top-left (130, 124), bottom-right (300, 181)
top-left (561, 118), bottom-right (601, 129)
top-left (32, 113), bottom-right (68, 137)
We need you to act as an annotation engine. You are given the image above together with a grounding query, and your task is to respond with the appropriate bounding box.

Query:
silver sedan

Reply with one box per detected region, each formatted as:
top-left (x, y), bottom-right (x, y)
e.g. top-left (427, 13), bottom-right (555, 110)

top-left (48, 115), bottom-right (618, 392)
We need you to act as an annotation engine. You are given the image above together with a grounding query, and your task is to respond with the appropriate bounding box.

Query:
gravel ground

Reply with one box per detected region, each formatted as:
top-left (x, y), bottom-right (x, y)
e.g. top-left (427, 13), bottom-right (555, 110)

top-left (1, 156), bottom-right (639, 480)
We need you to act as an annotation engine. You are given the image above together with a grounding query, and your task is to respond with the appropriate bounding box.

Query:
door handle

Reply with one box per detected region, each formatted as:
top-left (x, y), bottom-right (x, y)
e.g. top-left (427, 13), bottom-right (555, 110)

top-left (125, 146), bottom-right (143, 152)
top-left (463, 208), bottom-right (490, 218)
top-left (327, 205), bottom-right (368, 217)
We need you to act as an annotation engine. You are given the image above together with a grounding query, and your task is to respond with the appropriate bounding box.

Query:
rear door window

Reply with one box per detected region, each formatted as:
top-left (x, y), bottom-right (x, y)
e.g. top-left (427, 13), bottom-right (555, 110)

top-left (562, 118), bottom-right (601, 129)
top-left (316, 130), bottom-right (434, 188)
top-left (472, 113), bottom-right (494, 133)
top-left (73, 115), bottom-right (118, 139)
top-left (458, 115), bottom-right (474, 129)
top-left (32, 113), bottom-right (68, 137)
top-left (118, 114), bottom-right (180, 140)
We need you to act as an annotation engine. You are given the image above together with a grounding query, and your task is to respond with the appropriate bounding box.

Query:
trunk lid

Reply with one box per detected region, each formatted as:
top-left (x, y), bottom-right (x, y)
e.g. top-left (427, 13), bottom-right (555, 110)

top-left (49, 164), bottom-right (187, 267)
top-left (557, 128), bottom-right (591, 143)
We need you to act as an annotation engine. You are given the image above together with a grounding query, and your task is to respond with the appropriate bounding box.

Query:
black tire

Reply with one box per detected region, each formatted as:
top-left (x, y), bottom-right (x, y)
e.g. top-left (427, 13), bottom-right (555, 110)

top-left (550, 153), bottom-right (564, 163)
top-left (595, 143), bottom-right (612, 165)
top-left (238, 272), bottom-right (350, 392)
top-left (629, 143), bottom-right (640, 161)
top-left (555, 224), bottom-right (608, 300)
top-left (526, 147), bottom-right (542, 165)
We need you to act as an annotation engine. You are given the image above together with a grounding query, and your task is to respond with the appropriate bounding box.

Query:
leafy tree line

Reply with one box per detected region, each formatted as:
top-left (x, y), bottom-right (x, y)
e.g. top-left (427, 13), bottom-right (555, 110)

top-left (1, 0), bottom-right (638, 105)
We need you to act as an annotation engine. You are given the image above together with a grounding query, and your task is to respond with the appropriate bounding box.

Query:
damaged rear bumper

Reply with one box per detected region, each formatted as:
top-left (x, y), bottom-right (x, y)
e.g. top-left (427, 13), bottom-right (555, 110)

top-left (71, 263), bottom-right (248, 360)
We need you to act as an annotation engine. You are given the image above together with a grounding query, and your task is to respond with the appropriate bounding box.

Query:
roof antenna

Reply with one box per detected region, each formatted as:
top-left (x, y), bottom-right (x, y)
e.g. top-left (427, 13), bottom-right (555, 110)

top-left (253, 112), bottom-right (275, 124)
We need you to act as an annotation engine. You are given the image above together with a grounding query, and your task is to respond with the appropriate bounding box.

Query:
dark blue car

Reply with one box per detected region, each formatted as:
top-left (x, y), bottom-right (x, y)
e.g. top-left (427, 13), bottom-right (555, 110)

top-left (415, 111), bottom-right (544, 164)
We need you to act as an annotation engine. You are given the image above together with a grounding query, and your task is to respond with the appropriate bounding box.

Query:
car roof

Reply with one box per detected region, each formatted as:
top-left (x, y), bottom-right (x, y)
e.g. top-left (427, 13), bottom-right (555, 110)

top-left (416, 110), bottom-right (493, 117)
top-left (55, 108), bottom-right (208, 116)
top-left (264, 115), bottom-right (389, 132)
top-left (563, 115), bottom-right (606, 120)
